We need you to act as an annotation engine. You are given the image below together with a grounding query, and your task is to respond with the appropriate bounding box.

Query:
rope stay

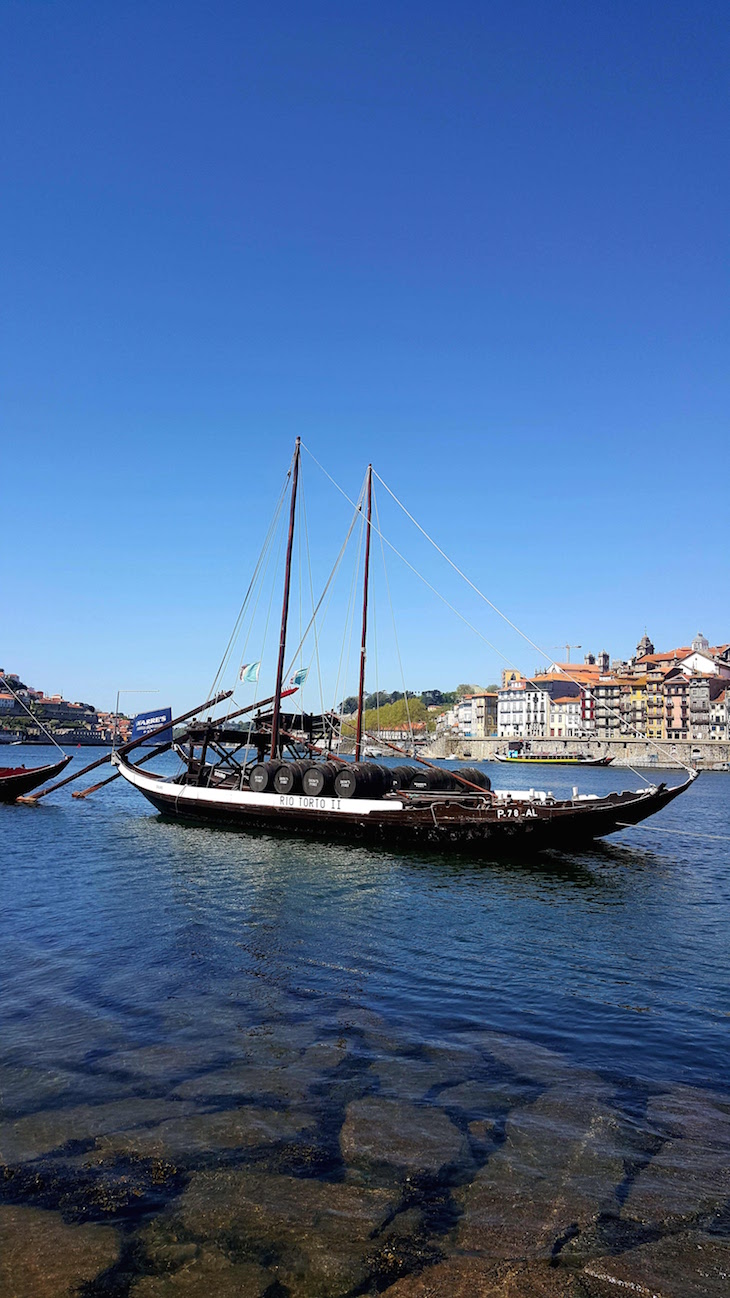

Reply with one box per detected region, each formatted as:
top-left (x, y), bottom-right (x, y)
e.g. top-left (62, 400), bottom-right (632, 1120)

top-left (0, 675), bottom-right (66, 752)
top-left (372, 468), bottom-right (695, 779)
top-left (284, 473), bottom-right (367, 710)
top-left (373, 485), bottom-right (415, 754)
top-left (300, 481), bottom-right (327, 726)
top-left (300, 446), bottom-right (693, 781)
top-left (331, 495), bottom-right (367, 726)
top-left (207, 458), bottom-right (292, 702)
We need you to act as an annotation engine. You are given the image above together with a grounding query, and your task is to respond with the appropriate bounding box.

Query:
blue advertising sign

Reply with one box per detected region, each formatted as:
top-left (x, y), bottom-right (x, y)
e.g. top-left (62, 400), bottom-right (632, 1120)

top-left (132, 707), bottom-right (173, 745)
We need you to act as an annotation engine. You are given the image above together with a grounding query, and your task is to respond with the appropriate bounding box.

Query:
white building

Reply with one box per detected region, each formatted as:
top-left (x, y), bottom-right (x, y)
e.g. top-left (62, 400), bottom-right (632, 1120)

top-left (709, 685), bottom-right (729, 740)
top-left (497, 681), bottom-right (549, 738)
top-left (457, 698), bottom-right (474, 737)
top-left (548, 695), bottom-right (584, 738)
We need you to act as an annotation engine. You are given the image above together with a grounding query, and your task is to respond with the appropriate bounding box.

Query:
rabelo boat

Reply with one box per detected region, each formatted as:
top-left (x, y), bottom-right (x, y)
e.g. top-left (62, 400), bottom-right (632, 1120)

top-left (115, 442), bottom-right (698, 853)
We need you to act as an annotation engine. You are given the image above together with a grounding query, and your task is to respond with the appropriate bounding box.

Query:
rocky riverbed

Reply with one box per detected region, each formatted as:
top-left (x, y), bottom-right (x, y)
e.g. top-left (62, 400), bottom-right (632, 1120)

top-left (1, 1022), bottom-right (728, 1296)
top-left (3, 755), bottom-right (729, 1295)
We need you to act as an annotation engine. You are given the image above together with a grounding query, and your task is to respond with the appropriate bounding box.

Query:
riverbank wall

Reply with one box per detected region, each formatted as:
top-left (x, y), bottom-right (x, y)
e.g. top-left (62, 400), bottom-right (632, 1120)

top-left (423, 736), bottom-right (730, 770)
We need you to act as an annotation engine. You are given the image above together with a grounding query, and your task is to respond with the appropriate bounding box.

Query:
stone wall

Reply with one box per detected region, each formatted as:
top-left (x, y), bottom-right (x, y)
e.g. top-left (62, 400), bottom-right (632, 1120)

top-left (425, 736), bottom-right (730, 770)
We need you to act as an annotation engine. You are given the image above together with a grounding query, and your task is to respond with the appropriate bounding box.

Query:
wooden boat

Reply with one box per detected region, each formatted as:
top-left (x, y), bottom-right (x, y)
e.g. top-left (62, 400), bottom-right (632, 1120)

top-left (116, 441), bottom-right (698, 853)
top-left (0, 754), bottom-right (72, 802)
top-left (114, 752), bottom-right (696, 852)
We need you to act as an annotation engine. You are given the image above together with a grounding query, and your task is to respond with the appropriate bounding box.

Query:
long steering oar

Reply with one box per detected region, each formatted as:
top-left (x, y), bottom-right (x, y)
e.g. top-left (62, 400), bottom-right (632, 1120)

top-left (71, 744), bottom-right (172, 798)
top-left (17, 689), bottom-right (233, 803)
top-left (69, 687), bottom-right (301, 799)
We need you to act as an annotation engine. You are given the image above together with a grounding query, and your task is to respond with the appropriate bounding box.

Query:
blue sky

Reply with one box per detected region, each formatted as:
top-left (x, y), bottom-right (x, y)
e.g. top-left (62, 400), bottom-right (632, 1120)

top-left (2, 1), bottom-right (728, 715)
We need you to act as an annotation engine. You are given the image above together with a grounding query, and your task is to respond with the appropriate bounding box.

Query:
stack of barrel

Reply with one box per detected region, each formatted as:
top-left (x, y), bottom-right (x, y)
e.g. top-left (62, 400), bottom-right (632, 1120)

top-left (247, 760), bottom-right (490, 799)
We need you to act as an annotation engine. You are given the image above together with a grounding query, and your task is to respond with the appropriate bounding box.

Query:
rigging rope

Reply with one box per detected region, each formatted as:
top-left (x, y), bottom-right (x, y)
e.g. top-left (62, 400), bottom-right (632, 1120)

top-left (242, 506), bottom-right (288, 755)
top-left (283, 476), bottom-right (366, 699)
top-left (301, 444), bottom-right (691, 782)
top-left (207, 460), bottom-right (291, 702)
top-left (373, 486), bottom-right (415, 754)
top-left (0, 676), bottom-right (65, 752)
top-left (300, 480), bottom-right (327, 725)
top-left (332, 499), bottom-right (366, 723)
top-left (372, 469), bottom-right (694, 779)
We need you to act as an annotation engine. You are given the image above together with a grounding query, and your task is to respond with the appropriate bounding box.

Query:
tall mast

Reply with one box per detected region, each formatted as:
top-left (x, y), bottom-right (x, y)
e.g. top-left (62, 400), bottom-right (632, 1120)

top-left (354, 465), bottom-right (373, 762)
top-left (270, 438), bottom-right (301, 759)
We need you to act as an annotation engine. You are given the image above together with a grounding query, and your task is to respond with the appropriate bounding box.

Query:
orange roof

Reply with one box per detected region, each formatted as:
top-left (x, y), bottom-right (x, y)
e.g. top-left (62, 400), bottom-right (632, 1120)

top-left (637, 644), bottom-right (729, 665)
top-left (532, 673), bottom-right (588, 687)
top-left (550, 662), bottom-right (601, 675)
top-left (551, 696), bottom-right (578, 705)
top-left (636, 650), bottom-right (690, 664)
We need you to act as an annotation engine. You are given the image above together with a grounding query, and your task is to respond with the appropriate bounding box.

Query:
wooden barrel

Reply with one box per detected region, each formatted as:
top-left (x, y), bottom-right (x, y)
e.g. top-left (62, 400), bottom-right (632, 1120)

top-left (456, 766), bottom-right (492, 791)
top-left (273, 761), bottom-right (312, 795)
top-left (409, 768), bottom-right (456, 792)
top-left (249, 760), bottom-right (285, 792)
top-left (302, 762), bottom-right (340, 796)
top-left (333, 762), bottom-right (391, 800)
top-left (390, 764), bottom-right (420, 789)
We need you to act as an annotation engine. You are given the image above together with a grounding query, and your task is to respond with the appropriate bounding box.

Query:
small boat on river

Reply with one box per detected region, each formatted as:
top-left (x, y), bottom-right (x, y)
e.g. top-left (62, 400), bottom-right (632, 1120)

top-left (115, 441), bottom-right (698, 853)
top-left (0, 754), bottom-right (72, 802)
top-left (494, 742), bottom-right (613, 767)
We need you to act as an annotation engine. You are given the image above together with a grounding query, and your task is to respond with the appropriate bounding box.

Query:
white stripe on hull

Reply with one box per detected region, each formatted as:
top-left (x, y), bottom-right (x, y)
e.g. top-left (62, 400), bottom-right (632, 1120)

top-left (114, 757), bottom-right (407, 816)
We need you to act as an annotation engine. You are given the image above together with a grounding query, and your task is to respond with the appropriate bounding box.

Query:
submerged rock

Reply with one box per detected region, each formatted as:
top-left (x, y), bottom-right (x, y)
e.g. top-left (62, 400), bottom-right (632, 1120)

top-left (363, 1206), bottom-right (442, 1287)
top-left (174, 1055), bottom-right (328, 1105)
top-left (456, 1087), bottom-right (627, 1259)
top-left (583, 1231), bottom-right (730, 1297)
top-left (96, 1043), bottom-right (213, 1083)
top-left (0, 1062), bottom-right (125, 1118)
top-left (624, 1086), bottom-right (730, 1228)
top-left (340, 1097), bottom-right (467, 1176)
top-left (379, 1257), bottom-right (588, 1295)
top-left (0, 1098), bottom-right (197, 1165)
top-left (93, 1104), bottom-right (310, 1163)
top-left (174, 1167), bottom-right (396, 1297)
top-left (479, 1033), bottom-right (607, 1091)
top-left (437, 1079), bottom-right (528, 1118)
top-left (421, 1044), bottom-right (490, 1087)
top-left (131, 1245), bottom-right (272, 1296)
top-left (371, 1057), bottom-right (451, 1102)
top-left (0, 1204), bottom-right (119, 1298)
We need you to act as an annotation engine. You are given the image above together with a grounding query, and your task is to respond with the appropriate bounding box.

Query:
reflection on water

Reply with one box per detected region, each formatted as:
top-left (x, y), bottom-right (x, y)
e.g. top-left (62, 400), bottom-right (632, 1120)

top-left (1, 748), bottom-right (729, 1294)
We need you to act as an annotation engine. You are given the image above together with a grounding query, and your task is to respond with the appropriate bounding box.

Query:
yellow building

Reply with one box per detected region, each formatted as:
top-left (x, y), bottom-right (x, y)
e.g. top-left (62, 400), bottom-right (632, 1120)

top-left (627, 677), bottom-right (648, 735)
top-left (501, 669), bottom-right (525, 689)
top-left (644, 666), bottom-right (668, 740)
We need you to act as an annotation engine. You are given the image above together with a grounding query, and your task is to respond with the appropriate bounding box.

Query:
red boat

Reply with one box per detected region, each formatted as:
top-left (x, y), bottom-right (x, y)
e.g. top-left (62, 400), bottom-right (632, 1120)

top-left (0, 754), bottom-right (73, 802)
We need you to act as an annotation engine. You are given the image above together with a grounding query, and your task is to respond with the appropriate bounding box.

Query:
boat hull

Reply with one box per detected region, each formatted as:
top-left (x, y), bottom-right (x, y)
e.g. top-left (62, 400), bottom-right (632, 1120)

top-left (0, 754), bottom-right (72, 802)
top-left (114, 757), bottom-right (696, 855)
top-left (493, 754), bottom-right (613, 766)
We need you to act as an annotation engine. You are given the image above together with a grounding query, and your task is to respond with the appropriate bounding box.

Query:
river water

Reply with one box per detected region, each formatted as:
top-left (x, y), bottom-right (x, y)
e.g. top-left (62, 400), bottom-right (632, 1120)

top-left (1, 747), bottom-right (729, 1296)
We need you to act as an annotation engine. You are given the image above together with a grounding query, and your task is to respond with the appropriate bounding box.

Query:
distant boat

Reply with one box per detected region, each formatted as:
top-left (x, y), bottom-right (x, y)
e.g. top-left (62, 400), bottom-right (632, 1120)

top-left (494, 750), bottom-right (613, 767)
top-left (0, 754), bottom-right (72, 802)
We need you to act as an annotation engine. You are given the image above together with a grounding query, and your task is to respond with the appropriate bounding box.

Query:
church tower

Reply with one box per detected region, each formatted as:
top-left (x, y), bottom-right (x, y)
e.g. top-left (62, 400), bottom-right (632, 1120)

top-left (635, 632), bottom-right (654, 660)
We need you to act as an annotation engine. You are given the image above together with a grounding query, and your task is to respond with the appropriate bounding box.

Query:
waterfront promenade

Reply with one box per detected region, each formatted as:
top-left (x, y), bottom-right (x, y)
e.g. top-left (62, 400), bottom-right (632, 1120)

top-left (427, 736), bottom-right (730, 770)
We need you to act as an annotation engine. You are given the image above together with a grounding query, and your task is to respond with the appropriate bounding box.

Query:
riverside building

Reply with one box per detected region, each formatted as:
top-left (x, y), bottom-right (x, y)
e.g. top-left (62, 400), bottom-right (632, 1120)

top-left (495, 634), bottom-right (730, 742)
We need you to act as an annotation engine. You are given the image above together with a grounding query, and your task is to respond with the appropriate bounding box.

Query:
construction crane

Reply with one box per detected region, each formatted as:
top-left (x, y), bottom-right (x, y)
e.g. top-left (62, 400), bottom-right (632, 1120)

top-left (564, 644), bottom-right (581, 663)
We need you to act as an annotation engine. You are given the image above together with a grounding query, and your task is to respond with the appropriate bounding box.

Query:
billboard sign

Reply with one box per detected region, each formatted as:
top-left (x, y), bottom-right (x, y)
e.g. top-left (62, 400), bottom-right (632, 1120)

top-left (131, 706), bottom-right (173, 745)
